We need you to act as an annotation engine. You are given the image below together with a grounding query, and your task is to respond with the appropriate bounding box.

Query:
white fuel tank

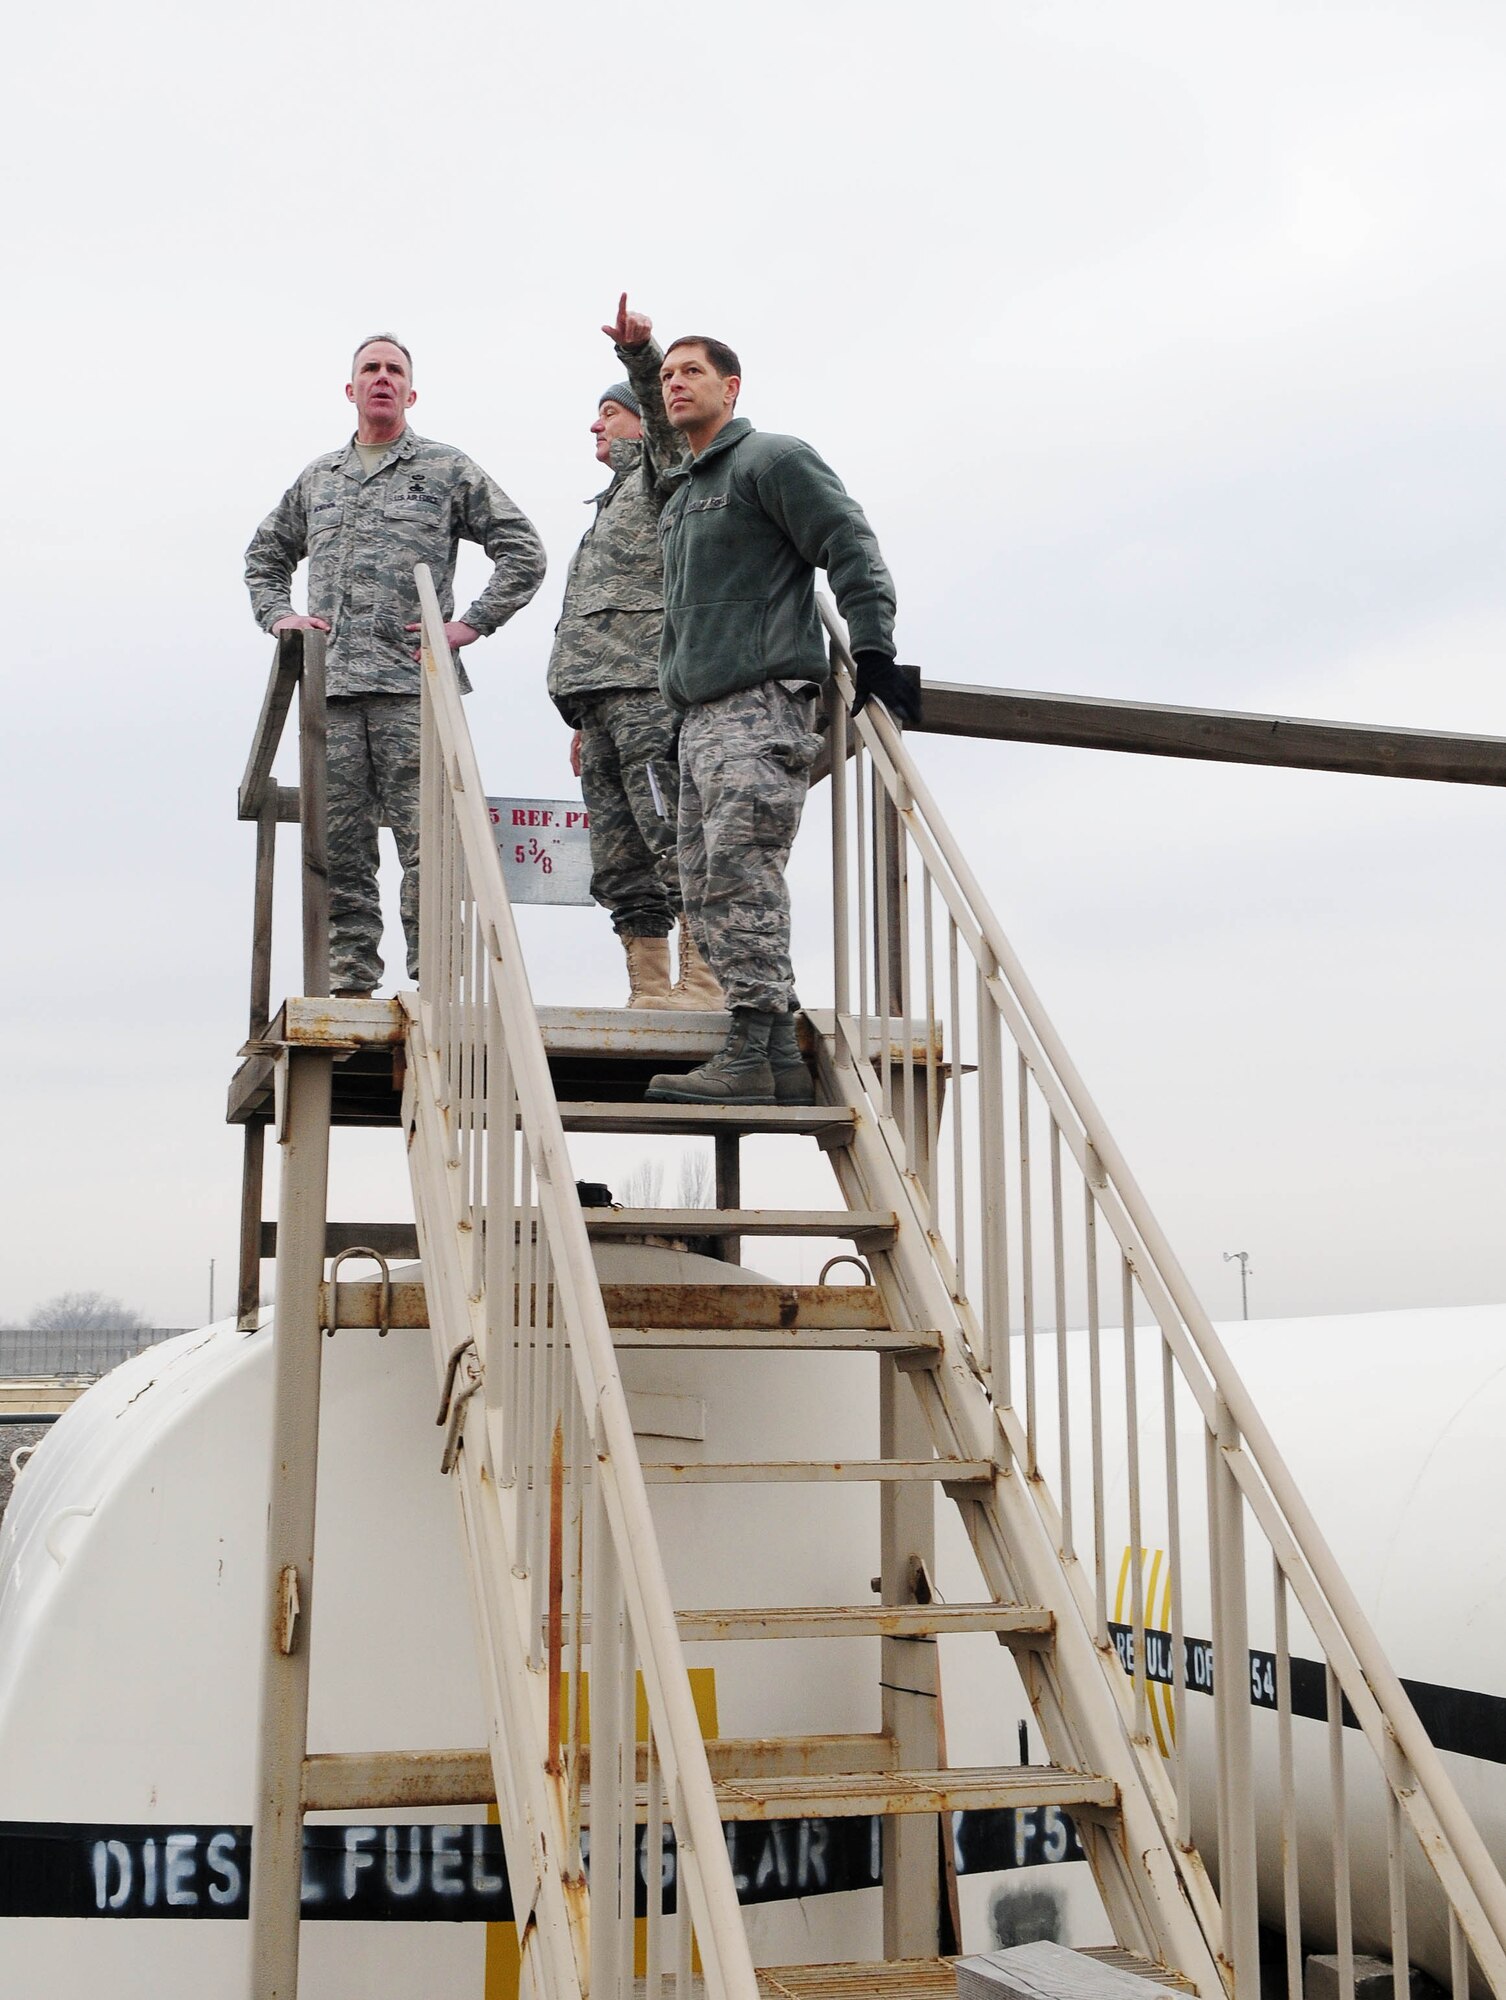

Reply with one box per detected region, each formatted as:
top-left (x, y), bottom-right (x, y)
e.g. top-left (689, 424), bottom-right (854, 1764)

top-left (0, 1243), bottom-right (1061, 1995)
top-left (2, 1281), bottom-right (1501, 1992)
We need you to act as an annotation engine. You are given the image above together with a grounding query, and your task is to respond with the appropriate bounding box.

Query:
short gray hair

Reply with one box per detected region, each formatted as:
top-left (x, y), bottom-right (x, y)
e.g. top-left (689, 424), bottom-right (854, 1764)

top-left (351, 332), bottom-right (413, 378)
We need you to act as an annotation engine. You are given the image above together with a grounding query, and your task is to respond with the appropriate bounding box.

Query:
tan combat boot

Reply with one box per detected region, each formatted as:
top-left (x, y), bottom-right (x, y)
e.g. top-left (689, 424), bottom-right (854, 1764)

top-left (622, 934), bottom-right (673, 1009)
top-left (668, 921), bottom-right (726, 1011)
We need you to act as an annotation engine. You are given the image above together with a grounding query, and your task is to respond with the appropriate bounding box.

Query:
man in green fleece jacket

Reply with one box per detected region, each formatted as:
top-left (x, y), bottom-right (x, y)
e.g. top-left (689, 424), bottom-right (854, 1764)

top-left (645, 334), bottom-right (922, 1106)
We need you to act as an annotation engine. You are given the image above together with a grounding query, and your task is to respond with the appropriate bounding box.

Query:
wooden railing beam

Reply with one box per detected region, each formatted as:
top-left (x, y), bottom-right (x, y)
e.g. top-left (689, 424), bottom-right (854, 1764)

top-left (915, 679), bottom-right (1506, 786)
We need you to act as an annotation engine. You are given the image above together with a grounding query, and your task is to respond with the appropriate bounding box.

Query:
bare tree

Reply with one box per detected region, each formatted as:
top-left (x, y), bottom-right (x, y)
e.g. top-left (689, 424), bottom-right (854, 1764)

top-left (618, 1159), bottom-right (665, 1210)
top-left (675, 1149), bottom-right (714, 1209)
top-left (27, 1290), bottom-right (148, 1333)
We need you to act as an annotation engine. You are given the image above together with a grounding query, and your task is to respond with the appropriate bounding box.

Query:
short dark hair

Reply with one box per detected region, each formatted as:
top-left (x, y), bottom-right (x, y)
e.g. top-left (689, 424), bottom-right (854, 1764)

top-left (351, 332), bottom-right (413, 379)
top-left (664, 334), bottom-right (741, 380)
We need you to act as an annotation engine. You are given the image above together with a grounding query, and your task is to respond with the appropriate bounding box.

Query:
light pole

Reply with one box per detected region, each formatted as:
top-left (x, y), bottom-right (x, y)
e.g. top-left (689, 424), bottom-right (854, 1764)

top-left (209, 1258), bottom-right (216, 1325)
top-left (1223, 1250), bottom-right (1251, 1321)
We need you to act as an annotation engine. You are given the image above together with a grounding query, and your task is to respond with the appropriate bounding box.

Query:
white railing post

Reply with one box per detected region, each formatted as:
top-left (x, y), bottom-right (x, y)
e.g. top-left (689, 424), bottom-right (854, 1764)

top-left (246, 1047), bottom-right (333, 1999)
top-left (813, 589), bottom-right (1506, 1991)
top-left (408, 566), bottom-right (760, 2000)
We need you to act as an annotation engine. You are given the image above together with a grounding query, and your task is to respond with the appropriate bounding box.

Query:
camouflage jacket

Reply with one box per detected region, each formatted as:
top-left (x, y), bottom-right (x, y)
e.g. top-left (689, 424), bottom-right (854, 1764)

top-left (245, 430), bottom-right (547, 698)
top-left (546, 340), bottom-right (685, 722)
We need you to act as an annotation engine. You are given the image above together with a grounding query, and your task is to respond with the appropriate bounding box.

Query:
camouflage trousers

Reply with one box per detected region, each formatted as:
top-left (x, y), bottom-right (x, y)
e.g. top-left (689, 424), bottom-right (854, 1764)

top-left (325, 694), bottom-right (421, 993)
top-left (678, 681), bottom-right (820, 1013)
top-left (577, 689), bottom-right (683, 938)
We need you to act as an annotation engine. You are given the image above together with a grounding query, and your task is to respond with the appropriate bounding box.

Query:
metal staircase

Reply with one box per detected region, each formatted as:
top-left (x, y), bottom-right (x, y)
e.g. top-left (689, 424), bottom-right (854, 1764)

top-left (229, 574), bottom-right (1506, 1999)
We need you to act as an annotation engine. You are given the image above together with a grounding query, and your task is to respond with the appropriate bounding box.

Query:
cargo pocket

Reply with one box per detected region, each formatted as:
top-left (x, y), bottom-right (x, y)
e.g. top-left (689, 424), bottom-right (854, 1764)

top-left (751, 780), bottom-right (802, 852)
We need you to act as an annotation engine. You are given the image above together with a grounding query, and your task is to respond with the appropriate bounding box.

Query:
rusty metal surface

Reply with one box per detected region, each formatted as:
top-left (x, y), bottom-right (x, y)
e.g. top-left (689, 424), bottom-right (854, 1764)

top-left (582, 1763), bottom-right (1115, 1826)
top-left (1077, 1948), bottom-right (1198, 1992)
top-left (282, 995), bottom-right (405, 1048)
top-left (753, 1963), bottom-right (958, 1998)
top-left (639, 1458), bottom-right (988, 1484)
top-left (636, 1968), bottom-right (957, 1999)
top-left (670, 1603), bottom-right (1054, 1644)
top-left (604, 1282), bottom-right (890, 1331)
top-left (314, 1280), bottom-right (911, 1339)
top-left (577, 1735), bottom-right (900, 1789)
top-left (587, 1209), bottom-right (899, 1247)
top-left (732, 1954), bottom-right (1192, 1999)
top-left (705, 1764), bottom-right (1116, 1823)
top-left (615, 1326), bottom-right (935, 1354)
top-left (300, 1748), bottom-right (494, 1811)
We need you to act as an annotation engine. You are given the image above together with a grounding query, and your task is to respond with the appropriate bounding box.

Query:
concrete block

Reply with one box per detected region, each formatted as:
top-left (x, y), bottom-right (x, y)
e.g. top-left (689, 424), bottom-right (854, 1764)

top-left (1305, 1954), bottom-right (1432, 2000)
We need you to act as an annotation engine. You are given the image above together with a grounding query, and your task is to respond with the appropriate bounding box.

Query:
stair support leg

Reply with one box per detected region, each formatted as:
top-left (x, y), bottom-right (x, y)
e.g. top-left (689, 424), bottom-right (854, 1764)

top-left (880, 1357), bottom-right (942, 1957)
top-left (1211, 1397), bottom-right (1259, 1996)
top-left (238, 1119), bottom-right (267, 1331)
top-left (714, 1132), bottom-right (741, 1264)
top-left (247, 1047), bottom-right (334, 2000)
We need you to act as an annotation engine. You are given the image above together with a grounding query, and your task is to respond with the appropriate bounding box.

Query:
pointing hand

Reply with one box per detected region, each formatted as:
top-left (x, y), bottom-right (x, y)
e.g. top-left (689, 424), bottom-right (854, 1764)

top-left (603, 291), bottom-right (653, 350)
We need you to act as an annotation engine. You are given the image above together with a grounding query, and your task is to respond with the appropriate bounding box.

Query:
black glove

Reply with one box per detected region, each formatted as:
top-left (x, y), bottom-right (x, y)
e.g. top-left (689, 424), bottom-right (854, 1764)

top-left (851, 650), bottom-right (923, 730)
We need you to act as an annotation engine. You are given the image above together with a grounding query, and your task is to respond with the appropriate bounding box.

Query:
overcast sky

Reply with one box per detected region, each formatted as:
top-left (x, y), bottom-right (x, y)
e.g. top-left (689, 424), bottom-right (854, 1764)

top-left (3, 0), bottom-right (1504, 1327)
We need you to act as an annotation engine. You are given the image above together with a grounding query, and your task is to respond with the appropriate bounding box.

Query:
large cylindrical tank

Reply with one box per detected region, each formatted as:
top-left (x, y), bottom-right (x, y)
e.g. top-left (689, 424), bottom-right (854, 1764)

top-left (1, 1281), bottom-right (1500, 1992)
top-left (0, 1243), bottom-right (1063, 1995)
top-left (1017, 1301), bottom-right (1506, 1985)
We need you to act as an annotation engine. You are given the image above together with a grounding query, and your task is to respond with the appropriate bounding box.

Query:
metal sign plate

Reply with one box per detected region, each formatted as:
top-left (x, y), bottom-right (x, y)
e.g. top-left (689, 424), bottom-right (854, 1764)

top-left (487, 798), bottom-right (594, 906)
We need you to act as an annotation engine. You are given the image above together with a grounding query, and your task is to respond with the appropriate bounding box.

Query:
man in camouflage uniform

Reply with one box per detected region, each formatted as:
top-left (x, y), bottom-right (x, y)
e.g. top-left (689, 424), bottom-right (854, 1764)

top-left (646, 334), bottom-right (921, 1106)
top-left (548, 296), bottom-right (722, 1010)
top-left (245, 334), bottom-right (546, 996)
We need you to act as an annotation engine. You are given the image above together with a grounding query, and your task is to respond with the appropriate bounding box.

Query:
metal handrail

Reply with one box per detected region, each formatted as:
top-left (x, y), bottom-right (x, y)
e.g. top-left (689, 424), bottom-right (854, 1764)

top-left (819, 594), bottom-right (1506, 1994)
top-left (236, 627), bottom-right (329, 1329)
top-left (407, 564), bottom-right (759, 2000)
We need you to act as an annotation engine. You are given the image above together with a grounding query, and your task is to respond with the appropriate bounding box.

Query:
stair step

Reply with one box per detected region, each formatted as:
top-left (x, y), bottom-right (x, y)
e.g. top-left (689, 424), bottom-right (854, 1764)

top-left (585, 1208), bottom-right (897, 1246)
top-left (641, 1458), bottom-right (990, 1484)
top-left (558, 1101), bottom-right (855, 1143)
top-left (673, 1602), bottom-right (1052, 1643)
top-left (750, 1964), bottom-right (958, 1999)
top-left (607, 1279), bottom-right (929, 1350)
top-left (608, 1281), bottom-right (889, 1328)
top-left (591, 1763), bottom-right (1116, 1825)
top-left (635, 1952), bottom-right (1191, 1999)
top-left (302, 1748), bottom-right (492, 1811)
top-left (636, 1964), bottom-right (958, 1999)
top-left (592, 1734), bottom-right (899, 1785)
top-left (617, 1325), bottom-right (936, 1353)
top-left (300, 1735), bottom-right (903, 1811)
top-left (320, 1278), bottom-right (920, 1343)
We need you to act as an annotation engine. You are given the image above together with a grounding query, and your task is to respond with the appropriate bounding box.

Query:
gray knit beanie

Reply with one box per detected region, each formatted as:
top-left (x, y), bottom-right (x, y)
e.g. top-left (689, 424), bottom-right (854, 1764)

top-left (598, 380), bottom-right (641, 417)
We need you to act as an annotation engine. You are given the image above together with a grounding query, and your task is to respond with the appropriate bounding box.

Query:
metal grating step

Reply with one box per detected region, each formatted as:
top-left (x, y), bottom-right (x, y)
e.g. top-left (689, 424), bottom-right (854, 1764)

top-left (632, 1952), bottom-right (1184, 2000)
top-left (752, 1965), bottom-right (957, 1999)
top-left (633, 1964), bottom-right (959, 1999)
top-left (632, 1949), bottom-right (1193, 1998)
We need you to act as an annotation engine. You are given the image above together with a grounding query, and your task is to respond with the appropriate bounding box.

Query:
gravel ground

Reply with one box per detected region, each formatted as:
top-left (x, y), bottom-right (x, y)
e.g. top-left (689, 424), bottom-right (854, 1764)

top-left (0, 1423), bottom-right (51, 1523)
